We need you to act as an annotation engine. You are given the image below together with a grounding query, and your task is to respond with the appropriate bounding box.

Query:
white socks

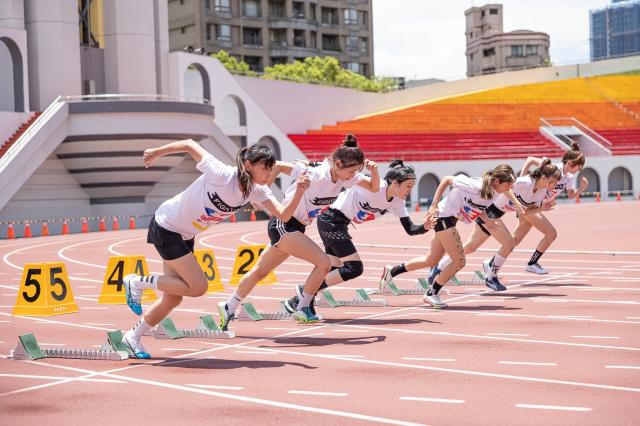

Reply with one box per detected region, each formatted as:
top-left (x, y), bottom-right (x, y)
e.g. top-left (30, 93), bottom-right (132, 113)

top-left (225, 290), bottom-right (244, 314)
top-left (133, 275), bottom-right (159, 291)
top-left (297, 291), bottom-right (314, 309)
top-left (437, 256), bottom-right (452, 271)
top-left (129, 319), bottom-right (153, 341)
top-left (488, 254), bottom-right (507, 278)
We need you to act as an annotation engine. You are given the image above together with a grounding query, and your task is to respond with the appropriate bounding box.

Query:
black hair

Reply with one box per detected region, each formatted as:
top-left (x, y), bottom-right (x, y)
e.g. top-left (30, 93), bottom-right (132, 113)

top-left (384, 159), bottom-right (416, 184)
top-left (530, 158), bottom-right (561, 181)
top-left (332, 134), bottom-right (364, 169)
top-left (235, 144), bottom-right (276, 198)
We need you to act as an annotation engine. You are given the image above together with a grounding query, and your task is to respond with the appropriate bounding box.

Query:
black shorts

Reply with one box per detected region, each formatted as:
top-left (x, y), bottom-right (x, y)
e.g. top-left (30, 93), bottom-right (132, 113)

top-left (434, 216), bottom-right (458, 232)
top-left (317, 208), bottom-right (357, 258)
top-left (267, 216), bottom-right (306, 247)
top-left (474, 218), bottom-right (491, 236)
top-left (147, 216), bottom-right (195, 260)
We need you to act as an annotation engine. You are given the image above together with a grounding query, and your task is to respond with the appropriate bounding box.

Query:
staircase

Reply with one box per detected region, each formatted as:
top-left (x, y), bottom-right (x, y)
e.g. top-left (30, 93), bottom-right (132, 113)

top-left (0, 112), bottom-right (42, 159)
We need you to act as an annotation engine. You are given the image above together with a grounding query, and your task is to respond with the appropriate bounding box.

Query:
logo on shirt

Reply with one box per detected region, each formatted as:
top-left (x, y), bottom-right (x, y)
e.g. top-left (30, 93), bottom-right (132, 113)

top-left (207, 192), bottom-right (243, 213)
top-left (309, 206), bottom-right (330, 219)
top-left (200, 206), bottom-right (229, 223)
top-left (310, 196), bottom-right (338, 206)
top-left (353, 210), bottom-right (376, 224)
top-left (515, 194), bottom-right (537, 208)
top-left (458, 206), bottom-right (483, 223)
top-left (358, 202), bottom-right (388, 215)
top-left (464, 197), bottom-right (488, 211)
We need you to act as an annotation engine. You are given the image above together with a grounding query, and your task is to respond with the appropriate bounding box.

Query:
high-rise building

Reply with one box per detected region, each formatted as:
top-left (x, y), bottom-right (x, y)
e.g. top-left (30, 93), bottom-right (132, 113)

top-left (465, 4), bottom-right (550, 77)
top-left (168, 0), bottom-right (374, 76)
top-left (590, 0), bottom-right (640, 61)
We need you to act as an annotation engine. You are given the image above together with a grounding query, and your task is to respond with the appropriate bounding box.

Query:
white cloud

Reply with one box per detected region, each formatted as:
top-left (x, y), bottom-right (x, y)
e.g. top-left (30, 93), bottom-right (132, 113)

top-left (373, 0), bottom-right (611, 80)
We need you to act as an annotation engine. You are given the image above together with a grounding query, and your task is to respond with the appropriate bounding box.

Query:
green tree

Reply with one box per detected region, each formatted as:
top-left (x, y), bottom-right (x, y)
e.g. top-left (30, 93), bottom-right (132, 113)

top-left (209, 50), bottom-right (256, 76)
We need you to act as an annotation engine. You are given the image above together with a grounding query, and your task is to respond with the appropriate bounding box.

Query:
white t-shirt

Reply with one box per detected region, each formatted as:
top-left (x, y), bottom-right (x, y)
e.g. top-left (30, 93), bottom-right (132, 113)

top-left (546, 162), bottom-right (576, 200)
top-left (283, 159), bottom-right (365, 225)
top-left (331, 179), bottom-right (409, 224)
top-left (437, 175), bottom-right (496, 223)
top-left (494, 175), bottom-right (545, 212)
top-left (155, 154), bottom-right (274, 239)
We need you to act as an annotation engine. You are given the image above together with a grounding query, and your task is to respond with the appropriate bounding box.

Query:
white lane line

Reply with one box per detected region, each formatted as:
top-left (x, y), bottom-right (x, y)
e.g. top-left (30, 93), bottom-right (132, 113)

top-left (84, 323), bottom-right (115, 326)
top-left (622, 264), bottom-right (640, 268)
top-left (626, 317), bottom-right (640, 320)
top-left (399, 397), bottom-right (464, 404)
top-left (472, 311), bottom-right (638, 325)
top-left (571, 336), bottom-right (620, 339)
top-left (498, 361), bottom-right (557, 366)
top-left (0, 320), bottom-right (11, 323)
top-left (299, 333), bottom-right (326, 337)
top-left (235, 351), bottom-right (276, 355)
top-left (534, 298), bottom-right (639, 305)
top-left (331, 329), bottom-right (370, 333)
top-left (344, 311), bottom-right (380, 315)
top-left (552, 315), bottom-right (593, 319)
top-left (162, 348), bottom-right (201, 352)
top-left (0, 373), bottom-right (127, 384)
top-left (515, 403), bottom-right (591, 412)
top-left (403, 357), bottom-right (456, 362)
top-left (605, 365), bottom-right (640, 370)
top-left (288, 390), bottom-right (348, 397)
top-left (186, 384), bottom-right (244, 390)
top-left (263, 327), bottom-right (299, 331)
top-left (485, 333), bottom-right (530, 337)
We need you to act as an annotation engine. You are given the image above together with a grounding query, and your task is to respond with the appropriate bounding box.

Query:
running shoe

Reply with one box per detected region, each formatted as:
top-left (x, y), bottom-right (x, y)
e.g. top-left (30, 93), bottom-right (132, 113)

top-left (292, 306), bottom-right (320, 324)
top-left (423, 293), bottom-right (448, 309)
top-left (123, 274), bottom-right (143, 316)
top-left (525, 263), bottom-right (548, 275)
top-left (283, 296), bottom-right (299, 314)
top-left (379, 265), bottom-right (393, 292)
top-left (122, 330), bottom-right (151, 359)
top-left (485, 276), bottom-right (507, 291)
top-left (427, 267), bottom-right (441, 286)
top-left (217, 301), bottom-right (235, 332)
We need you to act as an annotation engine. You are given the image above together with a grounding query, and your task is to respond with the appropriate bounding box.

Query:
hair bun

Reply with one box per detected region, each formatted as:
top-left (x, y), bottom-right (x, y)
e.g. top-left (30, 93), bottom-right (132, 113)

top-left (570, 142), bottom-right (581, 151)
top-left (388, 159), bottom-right (404, 169)
top-left (343, 134), bottom-right (359, 148)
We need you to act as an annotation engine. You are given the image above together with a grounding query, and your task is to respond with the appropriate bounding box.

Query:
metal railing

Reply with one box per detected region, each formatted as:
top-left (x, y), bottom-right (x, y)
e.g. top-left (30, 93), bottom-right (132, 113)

top-left (60, 94), bottom-right (210, 104)
top-left (540, 117), bottom-right (612, 148)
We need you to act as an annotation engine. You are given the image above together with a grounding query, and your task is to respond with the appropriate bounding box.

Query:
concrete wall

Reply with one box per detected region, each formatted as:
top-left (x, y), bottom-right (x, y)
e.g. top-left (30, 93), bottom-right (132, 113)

top-left (0, 111), bottom-right (31, 142)
top-left (235, 55), bottom-right (640, 135)
top-left (0, 0), bottom-right (25, 30)
top-left (0, 26), bottom-right (29, 112)
top-left (25, 0), bottom-right (81, 110)
top-left (103, 0), bottom-right (157, 94)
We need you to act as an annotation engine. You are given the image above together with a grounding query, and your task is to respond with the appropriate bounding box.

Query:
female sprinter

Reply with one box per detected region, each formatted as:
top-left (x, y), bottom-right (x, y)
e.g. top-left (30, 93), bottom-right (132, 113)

top-left (119, 140), bottom-right (309, 358)
top-left (380, 165), bottom-right (523, 308)
top-left (425, 161), bottom-right (560, 292)
top-left (283, 160), bottom-right (434, 318)
top-left (218, 134), bottom-right (380, 327)
top-left (517, 143), bottom-right (587, 274)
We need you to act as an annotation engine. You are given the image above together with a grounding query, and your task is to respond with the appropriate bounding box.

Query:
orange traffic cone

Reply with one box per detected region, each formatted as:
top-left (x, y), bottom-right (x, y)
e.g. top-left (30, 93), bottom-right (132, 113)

top-left (81, 218), bottom-right (89, 233)
top-left (616, 192), bottom-right (622, 202)
top-left (230, 214), bottom-right (237, 223)
top-left (41, 222), bottom-right (49, 236)
top-left (129, 217), bottom-right (136, 230)
top-left (6, 224), bottom-right (15, 239)
top-left (112, 217), bottom-right (120, 231)
top-left (24, 223), bottom-right (32, 238)
top-left (249, 210), bottom-right (257, 222)
top-left (99, 218), bottom-right (107, 231)
top-left (415, 203), bottom-right (420, 212)
top-left (595, 192), bottom-right (600, 203)
top-left (62, 220), bottom-right (69, 235)
top-left (575, 194), bottom-right (580, 204)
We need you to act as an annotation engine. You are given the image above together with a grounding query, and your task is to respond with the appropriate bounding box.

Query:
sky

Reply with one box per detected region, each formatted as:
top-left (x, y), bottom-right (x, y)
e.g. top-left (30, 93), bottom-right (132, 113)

top-left (372, 0), bottom-right (613, 81)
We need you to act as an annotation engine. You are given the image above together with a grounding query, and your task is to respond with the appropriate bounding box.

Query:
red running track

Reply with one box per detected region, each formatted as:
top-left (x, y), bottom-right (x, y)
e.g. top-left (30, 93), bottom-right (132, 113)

top-left (0, 202), bottom-right (639, 425)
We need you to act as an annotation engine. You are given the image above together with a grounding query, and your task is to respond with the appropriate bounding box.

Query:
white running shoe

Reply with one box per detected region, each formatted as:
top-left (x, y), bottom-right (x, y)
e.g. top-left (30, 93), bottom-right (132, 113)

top-left (423, 293), bottom-right (448, 309)
top-left (123, 274), bottom-right (144, 315)
top-left (482, 259), bottom-right (493, 280)
top-left (525, 263), bottom-right (548, 275)
top-left (379, 265), bottom-right (393, 292)
top-left (122, 330), bottom-right (151, 359)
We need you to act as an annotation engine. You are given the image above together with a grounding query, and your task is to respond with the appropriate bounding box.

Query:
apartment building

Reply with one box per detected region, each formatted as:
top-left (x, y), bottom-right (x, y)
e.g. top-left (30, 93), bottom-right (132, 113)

top-left (465, 4), bottom-right (550, 77)
top-left (168, 0), bottom-right (374, 76)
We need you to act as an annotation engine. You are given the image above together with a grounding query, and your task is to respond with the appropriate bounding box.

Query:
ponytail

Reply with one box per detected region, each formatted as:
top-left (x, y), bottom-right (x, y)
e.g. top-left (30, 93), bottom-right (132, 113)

top-left (530, 158), bottom-right (561, 181)
top-left (235, 144), bottom-right (276, 198)
top-left (332, 134), bottom-right (364, 168)
top-left (480, 164), bottom-right (516, 199)
top-left (384, 159), bottom-right (416, 183)
top-left (562, 142), bottom-right (585, 167)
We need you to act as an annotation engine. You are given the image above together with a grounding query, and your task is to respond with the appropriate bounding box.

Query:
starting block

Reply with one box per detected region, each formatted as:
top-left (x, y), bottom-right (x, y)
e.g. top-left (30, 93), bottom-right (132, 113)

top-left (373, 278), bottom-right (430, 296)
top-left (11, 333), bottom-right (128, 361)
top-left (316, 288), bottom-right (388, 308)
top-left (150, 316), bottom-right (235, 339)
top-left (450, 271), bottom-right (485, 286)
top-left (238, 301), bottom-right (291, 321)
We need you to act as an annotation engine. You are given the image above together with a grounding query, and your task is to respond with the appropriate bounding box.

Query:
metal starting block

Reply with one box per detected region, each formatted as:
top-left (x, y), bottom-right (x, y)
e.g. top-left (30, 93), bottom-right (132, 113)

top-left (11, 333), bottom-right (128, 361)
top-left (450, 271), bottom-right (485, 286)
top-left (371, 278), bottom-right (430, 296)
top-left (316, 288), bottom-right (388, 308)
top-left (238, 301), bottom-right (292, 321)
top-left (151, 316), bottom-right (235, 339)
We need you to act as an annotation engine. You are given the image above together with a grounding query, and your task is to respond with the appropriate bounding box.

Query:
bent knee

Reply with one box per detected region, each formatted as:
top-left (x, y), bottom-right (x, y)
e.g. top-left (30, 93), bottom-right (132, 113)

top-left (317, 255), bottom-right (332, 274)
top-left (547, 229), bottom-right (558, 241)
top-left (188, 276), bottom-right (209, 297)
top-left (452, 257), bottom-right (466, 270)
